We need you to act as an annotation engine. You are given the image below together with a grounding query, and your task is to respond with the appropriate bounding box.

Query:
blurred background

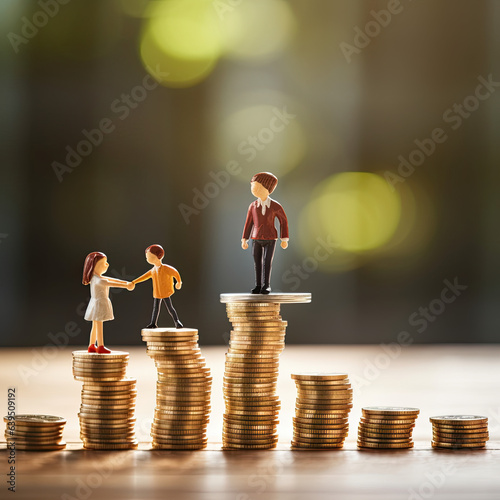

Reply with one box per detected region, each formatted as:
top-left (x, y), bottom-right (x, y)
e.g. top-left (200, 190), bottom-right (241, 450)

top-left (1, 0), bottom-right (499, 347)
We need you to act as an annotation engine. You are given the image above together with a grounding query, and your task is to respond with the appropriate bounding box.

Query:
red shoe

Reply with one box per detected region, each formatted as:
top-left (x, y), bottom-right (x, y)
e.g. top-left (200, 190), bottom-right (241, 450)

top-left (96, 345), bottom-right (111, 354)
top-left (88, 344), bottom-right (97, 353)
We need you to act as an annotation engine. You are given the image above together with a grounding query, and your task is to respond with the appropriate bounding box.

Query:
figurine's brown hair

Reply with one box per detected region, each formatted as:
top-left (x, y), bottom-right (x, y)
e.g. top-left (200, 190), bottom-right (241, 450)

top-left (146, 244), bottom-right (165, 260)
top-left (82, 252), bottom-right (106, 285)
top-left (251, 172), bottom-right (278, 194)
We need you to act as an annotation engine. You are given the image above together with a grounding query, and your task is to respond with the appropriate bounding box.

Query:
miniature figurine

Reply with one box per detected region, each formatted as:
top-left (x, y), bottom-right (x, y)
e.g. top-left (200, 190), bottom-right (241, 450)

top-left (82, 252), bottom-right (135, 354)
top-left (132, 244), bottom-right (184, 329)
top-left (241, 172), bottom-right (289, 294)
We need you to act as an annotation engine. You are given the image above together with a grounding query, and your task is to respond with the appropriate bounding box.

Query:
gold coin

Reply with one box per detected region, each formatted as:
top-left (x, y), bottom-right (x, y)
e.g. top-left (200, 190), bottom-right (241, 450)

top-left (295, 404), bottom-right (352, 411)
top-left (152, 443), bottom-right (207, 450)
top-left (292, 373), bottom-right (349, 381)
top-left (72, 350), bottom-right (129, 358)
top-left (4, 415), bottom-right (66, 426)
top-left (360, 417), bottom-right (415, 427)
top-left (5, 435), bottom-right (65, 445)
top-left (4, 429), bottom-right (64, 439)
top-left (294, 422), bottom-right (349, 431)
top-left (358, 429), bottom-right (413, 437)
top-left (293, 436), bottom-right (345, 445)
top-left (83, 441), bottom-right (138, 450)
top-left (297, 388), bottom-right (353, 396)
top-left (358, 435), bottom-right (412, 443)
top-left (362, 407), bottom-right (420, 416)
top-left (296, 408), bottom-right (350, 414)
top-left (429, 415), bottom-right (488, 426)
top-left (431, 441), bottom-right (486, 449)
top-left (432, 435), bottom-right (488, 443)
top-left (226, 352), bottom-right (280, 359)
top-left (223, 423), bottom-right (277, 430)
top-left (291, 441), bottom-right (344, 449)
top-left (432, 425), bottom-right (488, 433)
top-left (359, 421), bottom-right (415, 430)
top-left (358, 441), bottom-right (414, 449)
top-left (223, 414), bottom-right (278, 422)
top-left (294, 380), bottom-right (351, 386)
top-left (12, 442), bottom-right (67, 451)
top-left (293, 428), bottom-right (348, 436)
top-left (294, 417), bottom-right (348, 425)
top-left (223, 435), bottom-right (278, 444)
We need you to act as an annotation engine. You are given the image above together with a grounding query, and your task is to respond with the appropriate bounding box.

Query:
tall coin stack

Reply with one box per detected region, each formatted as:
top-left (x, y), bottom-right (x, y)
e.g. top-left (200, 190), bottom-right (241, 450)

top-left (291, 373), bottom-right (353, 449)
top-left (222, 302), bottom-right (285, 449)
top-left (72, 351), bottom-right (138, 450)
top-left (357, 407), bottom-right (419, 450)
top-left (142, 328), bottom-right (212, 450)
top-left (430, 415), bottom-right (489, 449)
top-left (4, 415), bottom-right (66, 451)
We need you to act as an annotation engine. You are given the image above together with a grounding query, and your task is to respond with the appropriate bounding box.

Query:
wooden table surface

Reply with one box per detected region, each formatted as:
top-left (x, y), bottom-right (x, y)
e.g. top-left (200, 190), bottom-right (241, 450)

top-left (1, 345), bottom-right (499, 499)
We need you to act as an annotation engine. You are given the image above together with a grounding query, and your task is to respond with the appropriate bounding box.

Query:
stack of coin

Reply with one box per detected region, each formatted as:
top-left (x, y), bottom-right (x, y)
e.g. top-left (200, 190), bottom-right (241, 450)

top-left (79, 378), bottom-right (138, 449)
top-left (142, 328), bottom-right (212, 450)
top-left (291, 373), bottom-right (352, 449)
top-left (72, 351), bottom-right (128, 381)
top-left (3, 414), bottom-right (66, 451)
top-left (430, 415), bottom-right (489, 449)
top-left (222, 302), bottom-right (285, 449)
top-left (358, 407), bottom-right (419, 449)
top-left (72, 351), bottom-right (138, 450)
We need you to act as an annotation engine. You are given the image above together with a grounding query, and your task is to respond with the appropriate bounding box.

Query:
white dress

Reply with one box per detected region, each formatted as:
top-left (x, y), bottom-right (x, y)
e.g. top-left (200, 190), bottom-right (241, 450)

top-left (84, 275), bottom-right (114, 322)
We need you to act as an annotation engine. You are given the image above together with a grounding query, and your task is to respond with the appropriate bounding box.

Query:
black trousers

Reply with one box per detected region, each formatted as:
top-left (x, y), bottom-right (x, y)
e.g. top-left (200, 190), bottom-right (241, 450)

top-left (151, 297), bottom-right (180, 326)
top-left (252, 239), bottom-right (277, 287)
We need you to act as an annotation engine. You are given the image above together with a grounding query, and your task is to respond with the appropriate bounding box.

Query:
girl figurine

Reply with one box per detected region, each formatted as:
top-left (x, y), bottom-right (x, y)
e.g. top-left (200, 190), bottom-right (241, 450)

top-left (82, 252), bottom-right (134, 354)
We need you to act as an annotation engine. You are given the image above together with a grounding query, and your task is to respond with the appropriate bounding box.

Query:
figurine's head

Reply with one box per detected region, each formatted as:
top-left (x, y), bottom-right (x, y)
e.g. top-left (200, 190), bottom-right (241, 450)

top-left (145, 244), bottom-right (164, 265)
top-left (82, 252), bottom-right (107, 285)
top-left (251, 172), bottom-right (278, 200)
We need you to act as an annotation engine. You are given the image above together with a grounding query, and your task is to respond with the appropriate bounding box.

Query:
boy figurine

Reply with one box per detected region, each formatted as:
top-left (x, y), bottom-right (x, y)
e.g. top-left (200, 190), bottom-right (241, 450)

top-left (132, 244), bottom-right (184, 329)
top-left (241, 172), bottom-right (289, 294)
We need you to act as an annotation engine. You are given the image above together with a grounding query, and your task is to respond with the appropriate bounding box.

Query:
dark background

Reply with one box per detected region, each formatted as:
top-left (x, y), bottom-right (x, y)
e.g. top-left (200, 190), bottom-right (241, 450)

top-left (1, 0), bottom-right (499, 347)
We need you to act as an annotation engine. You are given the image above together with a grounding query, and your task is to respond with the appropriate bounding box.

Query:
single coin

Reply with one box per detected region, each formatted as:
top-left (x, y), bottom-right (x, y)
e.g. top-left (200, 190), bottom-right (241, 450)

top-left (294, 429), bottom-right (348, 437)
top-left (360, 417), bottom-right (417, 425)
top-left (358, 441), bottom-right (414, 449)
top-left (293, 435), bottom-right (346, 445)
top-left (359, 421), bottom-right (415, 430)
top-left (152, 443), bottom-right (206, 450)
top-left (432, 425), bottom-right (488, 433)
top-left (431, 441), bottom-right (486, 449)
top-left (358, 430), bottom-right (413, 438)
top-left (83, 441), bottom-right (138, 450)
top-left (291, 441), bottom-right (344, 449)
top-left (294, 423), bottom-right (349, 431)
top-left (429, 416), bottom-right (488, 426)
top-left (362, 407), bottom-right (420, 416)
top-left (292, 373), bottom-right (349, 381)
top-left (294, 417), bottom-right (348, 425)
top-left (294, 380), bottom-right (351, 386)
top-left (11, 442), bottom-right (67, 451)
top-left (3, 415), bottom-right (67, 426)
top-left (73, 350), bottom-right (129, 358)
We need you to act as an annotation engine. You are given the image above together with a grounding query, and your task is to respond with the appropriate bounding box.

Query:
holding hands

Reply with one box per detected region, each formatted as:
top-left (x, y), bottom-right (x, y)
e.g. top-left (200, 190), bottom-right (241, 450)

top-left (126, 282), bottom-right (135, 291)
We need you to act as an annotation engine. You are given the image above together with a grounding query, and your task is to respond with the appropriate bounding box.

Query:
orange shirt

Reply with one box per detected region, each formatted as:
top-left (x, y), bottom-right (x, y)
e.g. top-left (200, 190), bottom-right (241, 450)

top-left (133, 264), bottom-right (181, 299)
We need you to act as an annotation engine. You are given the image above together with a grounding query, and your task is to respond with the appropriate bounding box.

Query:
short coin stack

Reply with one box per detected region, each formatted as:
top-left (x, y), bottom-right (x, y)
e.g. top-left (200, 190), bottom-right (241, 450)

top-left (72, 350), bottom-right (138, 450)
top-left (291, 373), bottom-right (353, 449)
top-left (430, 415), bottom-right (489, 449)
top-left (142, 328), bottom-right (212, 450)
top-left (358, 407), bottom-right (419, 450)
top-left (4, 414), bottom-right (66, 451)
top-left (222, 302), bottom-right (285, 449)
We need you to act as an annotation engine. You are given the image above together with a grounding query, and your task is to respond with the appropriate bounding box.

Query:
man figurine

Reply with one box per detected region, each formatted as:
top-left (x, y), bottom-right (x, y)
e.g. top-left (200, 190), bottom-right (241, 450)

top-left (132, 244), bottom-right (184, 329)
top-left (241, 172), bottom-right (289, 294)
